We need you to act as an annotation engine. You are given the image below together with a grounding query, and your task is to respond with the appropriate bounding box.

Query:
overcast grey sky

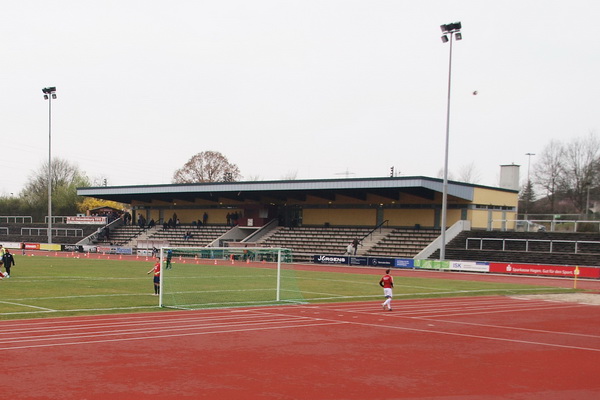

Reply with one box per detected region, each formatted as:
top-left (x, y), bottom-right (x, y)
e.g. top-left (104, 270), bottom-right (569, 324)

top-left (1, 0), bottom-right (598, 195)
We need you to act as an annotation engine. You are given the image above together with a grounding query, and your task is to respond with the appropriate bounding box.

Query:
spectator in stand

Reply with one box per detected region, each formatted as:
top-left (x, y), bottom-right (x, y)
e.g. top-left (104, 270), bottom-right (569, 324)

top-left (203, 212), bottom-right (208, 225)
top-left (352, 238), bottom-right (361, 255)
top-left (147, 219), bottom-right (155, 229)
top-left (123, 211), bottom-right (132, 225)
top-left (345, 243), bottom-right (354, 255)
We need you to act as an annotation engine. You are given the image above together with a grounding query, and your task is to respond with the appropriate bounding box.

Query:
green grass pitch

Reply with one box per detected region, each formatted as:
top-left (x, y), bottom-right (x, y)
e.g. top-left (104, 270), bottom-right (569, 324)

top-left (0, 255), bottom-right (574, 320)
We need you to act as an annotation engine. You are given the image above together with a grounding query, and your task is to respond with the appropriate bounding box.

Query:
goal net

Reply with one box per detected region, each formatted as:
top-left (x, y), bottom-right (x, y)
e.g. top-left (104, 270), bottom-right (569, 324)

top-left (158, 246), bottom-right (303, 309)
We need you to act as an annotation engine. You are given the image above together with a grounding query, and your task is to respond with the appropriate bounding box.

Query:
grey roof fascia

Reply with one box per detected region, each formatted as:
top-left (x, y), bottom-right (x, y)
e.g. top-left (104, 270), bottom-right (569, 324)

top-left (77, 176), bottom-right (478, 201)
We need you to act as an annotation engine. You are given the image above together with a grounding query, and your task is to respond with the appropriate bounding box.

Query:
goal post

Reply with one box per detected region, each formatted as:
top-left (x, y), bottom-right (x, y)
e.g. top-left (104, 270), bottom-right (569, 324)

top-left (158, 246), bottom-right (301, 309)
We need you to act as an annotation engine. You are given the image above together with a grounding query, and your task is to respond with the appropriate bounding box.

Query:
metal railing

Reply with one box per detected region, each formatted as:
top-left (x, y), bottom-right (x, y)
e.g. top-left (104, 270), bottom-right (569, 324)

top-left (466, 237), bottom-right (600, 254)
top-left (359, 220), bottom-right (389, 243)
top-left (493, 219), bottom-right (600, 233)
top-left (43, 216), bottom-right (71, 224)
top-left (21, 227), bottom-right (84, 237)
top-left (0, 216), bottom-right (33, 224)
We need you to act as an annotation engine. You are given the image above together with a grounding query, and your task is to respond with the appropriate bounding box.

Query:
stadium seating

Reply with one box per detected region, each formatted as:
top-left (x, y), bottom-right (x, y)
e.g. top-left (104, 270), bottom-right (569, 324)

top-left (365, 228), bottom-right (440, 258)
top-left (94, 225), bottom-right (145, 246)
top-left (435, 230), bottom-right (600, 267)
top-left (146, 225), bottom-right (230, 247)
top-left (257, 226), bottom-right (440, 262)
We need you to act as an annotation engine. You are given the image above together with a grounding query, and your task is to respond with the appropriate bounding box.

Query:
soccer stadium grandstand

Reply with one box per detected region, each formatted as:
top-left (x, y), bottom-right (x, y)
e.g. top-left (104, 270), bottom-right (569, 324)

top-left (2, 176), bottom-right (599, 268)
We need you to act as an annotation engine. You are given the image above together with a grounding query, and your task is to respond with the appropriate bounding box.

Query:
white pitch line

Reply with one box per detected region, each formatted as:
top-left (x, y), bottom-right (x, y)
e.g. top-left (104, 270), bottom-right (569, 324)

top-left (413, 303), bottom-right (588, 318)
top-left (0, 312), bottom-right (312, 336)
top-left (269, 306), bottom-right (600, 353)
top-left (0, 301), bottom-right (55, 311)
top-left (0, 305), bottom-right (160, 317)
top-left (0, 316), bottom-right (321, 345)
top-left (412, 315), bottom-right (600, 339)
top-left (0, 321), bottom-right (344, 351)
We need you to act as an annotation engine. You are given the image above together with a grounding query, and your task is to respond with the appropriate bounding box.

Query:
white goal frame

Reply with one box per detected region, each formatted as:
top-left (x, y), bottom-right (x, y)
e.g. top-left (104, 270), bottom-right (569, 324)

top-left (158, 246), bottom-right (291, 308)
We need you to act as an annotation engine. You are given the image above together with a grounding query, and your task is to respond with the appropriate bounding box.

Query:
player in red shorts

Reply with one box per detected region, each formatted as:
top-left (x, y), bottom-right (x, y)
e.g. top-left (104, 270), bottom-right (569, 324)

top-left (147, 260), bottom-right (161, 295)
top-left (379, 269), bottom-right (394, 311)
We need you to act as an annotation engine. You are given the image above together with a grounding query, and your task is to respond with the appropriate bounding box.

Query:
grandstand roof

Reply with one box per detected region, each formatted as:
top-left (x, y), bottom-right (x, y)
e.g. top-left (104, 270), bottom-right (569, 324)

top-left (77, 176), bottom-right (515, 205)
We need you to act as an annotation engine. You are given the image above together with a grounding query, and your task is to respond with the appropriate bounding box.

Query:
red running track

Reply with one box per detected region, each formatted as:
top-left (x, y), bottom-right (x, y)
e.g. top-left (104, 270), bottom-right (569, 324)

top-left (1, 295), bottom-right (600, 399)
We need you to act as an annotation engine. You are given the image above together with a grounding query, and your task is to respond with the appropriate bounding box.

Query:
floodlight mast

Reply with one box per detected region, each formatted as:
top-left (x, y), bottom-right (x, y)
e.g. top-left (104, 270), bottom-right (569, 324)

top-left (42, 86), bottom-right (57, 244)
top-left (439, 22), bottom-right (462, 261)
top-left (525, 152), bottom-right (536, 216)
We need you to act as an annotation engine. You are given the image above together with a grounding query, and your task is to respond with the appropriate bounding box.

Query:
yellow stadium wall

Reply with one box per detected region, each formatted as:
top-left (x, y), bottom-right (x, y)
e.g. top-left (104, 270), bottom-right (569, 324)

top-left (383, 209), bottom-right (434, 227)
top-left (303, 208), bottom-right (376, 226)
top-left (446, 209), bottom-right (463, 227)
top-left (472, 187), bottom-right (518, 208)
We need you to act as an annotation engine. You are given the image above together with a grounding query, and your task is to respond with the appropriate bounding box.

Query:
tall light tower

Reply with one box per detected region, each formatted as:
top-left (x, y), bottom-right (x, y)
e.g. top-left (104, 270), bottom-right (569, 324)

top-left (439, 22), bottom-right (462, 261)
top-left (43, 86), bottom-right (57, 244)
top-left (525, 152), bottom-right (535, 216)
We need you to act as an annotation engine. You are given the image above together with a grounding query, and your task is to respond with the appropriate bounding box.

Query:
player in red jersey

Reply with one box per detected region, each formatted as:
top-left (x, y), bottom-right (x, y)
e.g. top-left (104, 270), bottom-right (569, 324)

top-left (147, 260), bottom-right (161, 295)
top-left (379, 269), bottom-right (394, 311)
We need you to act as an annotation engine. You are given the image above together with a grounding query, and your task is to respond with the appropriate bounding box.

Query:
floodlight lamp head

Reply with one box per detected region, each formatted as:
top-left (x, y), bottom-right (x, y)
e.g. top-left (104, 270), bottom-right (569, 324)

top-left (441, 35), bottom-right (449, 43)
top-left (43, 94), bottom-right (49, 100)
top-left (42, 87), bottom-right (56, 94)
top-left (441, 21), bottom-right (462, 33)
top-left (455, 32), bottom-right (463, 40)
top-left (52, 93), bottom-right (57, 99)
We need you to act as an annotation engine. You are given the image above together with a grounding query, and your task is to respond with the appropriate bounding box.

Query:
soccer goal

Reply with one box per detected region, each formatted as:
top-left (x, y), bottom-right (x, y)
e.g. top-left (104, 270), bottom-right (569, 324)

top-left (158, 246), bottom-right (302, 309)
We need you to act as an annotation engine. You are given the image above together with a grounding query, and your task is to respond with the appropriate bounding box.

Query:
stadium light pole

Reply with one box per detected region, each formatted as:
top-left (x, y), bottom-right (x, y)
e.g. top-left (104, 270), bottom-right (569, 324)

top-left (439, 22), bottom-right (462, 261)
top-left (43, 86), bottom-right (57, 244)
top-left (525, 152), bottom-right (535, 216)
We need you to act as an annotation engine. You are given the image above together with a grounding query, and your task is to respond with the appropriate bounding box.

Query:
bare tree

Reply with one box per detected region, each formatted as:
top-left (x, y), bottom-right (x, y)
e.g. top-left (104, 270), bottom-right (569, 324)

top-left (533, 140), bottom-right (564, 213)
top-left (280, 170), bottom-right (298, 180)
top-left (436, 167), bottom-right (455, 181)
top-left (172, 151), bottom-right (242, 183)
top-left (558, 133), bottom-right (600, 213)
top-left (457, 162), bottom-right (481, 184)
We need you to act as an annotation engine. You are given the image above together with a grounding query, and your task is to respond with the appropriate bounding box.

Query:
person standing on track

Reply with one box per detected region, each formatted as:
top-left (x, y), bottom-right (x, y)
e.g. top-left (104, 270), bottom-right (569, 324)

top-left (147, 259), bottom-right (161, 295)
top-left (379, 269), bottom-right (394, 311)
